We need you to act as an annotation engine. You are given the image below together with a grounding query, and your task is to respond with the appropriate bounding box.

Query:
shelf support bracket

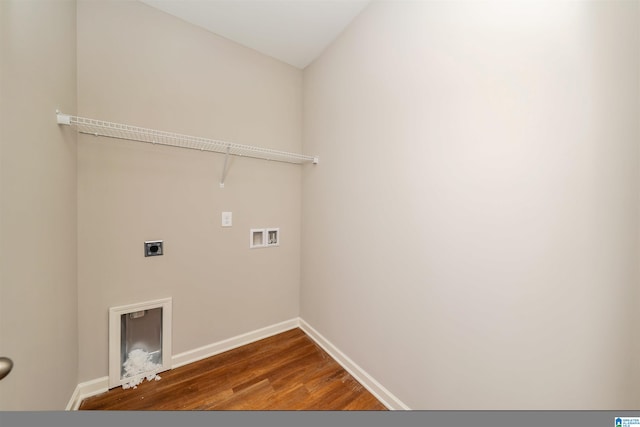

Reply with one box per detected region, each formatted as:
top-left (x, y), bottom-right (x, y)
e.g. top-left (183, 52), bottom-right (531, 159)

top-left (56, 110), bottom-right (71, 125)
top-left (219, 145), bottom-right (231, 188)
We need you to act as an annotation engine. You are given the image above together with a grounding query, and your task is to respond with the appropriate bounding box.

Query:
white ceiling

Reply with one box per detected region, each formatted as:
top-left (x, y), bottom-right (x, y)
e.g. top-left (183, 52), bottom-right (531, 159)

top-left (140, 0), bottom-right (371, 69)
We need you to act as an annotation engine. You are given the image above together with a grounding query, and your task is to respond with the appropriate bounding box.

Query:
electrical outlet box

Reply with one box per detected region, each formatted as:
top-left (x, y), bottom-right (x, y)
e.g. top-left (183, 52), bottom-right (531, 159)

top-left (145, 240), bottom-right (163, 257)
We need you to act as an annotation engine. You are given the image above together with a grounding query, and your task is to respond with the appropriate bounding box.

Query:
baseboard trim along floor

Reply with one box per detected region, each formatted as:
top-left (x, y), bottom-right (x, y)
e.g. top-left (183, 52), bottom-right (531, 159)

top-left (67, 317), bottom-right (409, 410)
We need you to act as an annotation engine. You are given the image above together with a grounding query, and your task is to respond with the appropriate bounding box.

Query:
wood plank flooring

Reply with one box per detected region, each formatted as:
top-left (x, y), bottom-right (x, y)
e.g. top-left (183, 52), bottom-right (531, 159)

top-left (80, 328), bottom-right (387, 410)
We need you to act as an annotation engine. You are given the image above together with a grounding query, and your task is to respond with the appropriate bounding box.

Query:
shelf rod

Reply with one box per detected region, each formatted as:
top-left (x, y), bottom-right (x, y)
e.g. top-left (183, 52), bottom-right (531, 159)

top-left (56, 111), bottom-right (319, 166)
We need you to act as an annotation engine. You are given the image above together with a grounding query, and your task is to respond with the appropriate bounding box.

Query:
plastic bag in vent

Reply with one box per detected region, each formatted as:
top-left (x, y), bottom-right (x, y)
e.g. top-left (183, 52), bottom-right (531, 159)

top-left (122, 348), bottom-right (162, 389)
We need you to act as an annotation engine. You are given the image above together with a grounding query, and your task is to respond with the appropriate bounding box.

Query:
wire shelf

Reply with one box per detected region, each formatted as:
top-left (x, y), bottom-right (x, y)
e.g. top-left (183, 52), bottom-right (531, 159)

top-left (56, 112), bottom-right (318, 165)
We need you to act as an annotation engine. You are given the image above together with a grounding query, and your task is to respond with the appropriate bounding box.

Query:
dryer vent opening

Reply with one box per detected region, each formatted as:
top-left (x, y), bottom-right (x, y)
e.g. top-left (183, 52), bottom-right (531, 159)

top-left (109, 298), bottom-right (172, 389)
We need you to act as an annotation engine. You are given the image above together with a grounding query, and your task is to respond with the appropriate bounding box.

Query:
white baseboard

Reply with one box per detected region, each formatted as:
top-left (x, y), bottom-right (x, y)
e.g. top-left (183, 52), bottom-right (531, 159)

top-left (298, 318), bottom-right (410, 410)
top-left (67, 316), bottom-right (408, 411)
top-left (171, 318), bottom-right (300, 369)
top-left (66, 376), bottom-right (109, 410)
top-left (67, 319), bottom-right (299, 410)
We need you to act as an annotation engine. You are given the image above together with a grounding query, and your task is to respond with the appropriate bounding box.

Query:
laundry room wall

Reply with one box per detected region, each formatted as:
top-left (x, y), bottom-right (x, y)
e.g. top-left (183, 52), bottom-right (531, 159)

top-left (77, 0), bottom-right (303, 382)
top-left (302, 0), bottom-right (639, 409)
top-left (0, 0), bottom-right (78, 409)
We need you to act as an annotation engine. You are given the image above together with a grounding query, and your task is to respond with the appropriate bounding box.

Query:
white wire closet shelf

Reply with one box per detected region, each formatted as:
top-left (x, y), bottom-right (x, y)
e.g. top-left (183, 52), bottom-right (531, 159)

top-left (56, 111), bottom-right (318, 165)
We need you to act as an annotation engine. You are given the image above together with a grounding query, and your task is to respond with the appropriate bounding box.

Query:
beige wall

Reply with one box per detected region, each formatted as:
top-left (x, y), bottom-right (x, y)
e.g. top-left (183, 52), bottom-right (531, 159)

top-left (636, 1), bottom-right (640, 406)
top-left (0, 0), bottom-right (78, 410)
top-left (302, 1), bottom-right (639, 409)
top-left (77, 1), bottom-right (303, 382)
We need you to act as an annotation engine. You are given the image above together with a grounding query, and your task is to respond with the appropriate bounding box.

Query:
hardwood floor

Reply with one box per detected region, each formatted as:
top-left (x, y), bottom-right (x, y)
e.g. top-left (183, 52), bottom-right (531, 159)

top-left (80, 328), bottom-right (387, 410)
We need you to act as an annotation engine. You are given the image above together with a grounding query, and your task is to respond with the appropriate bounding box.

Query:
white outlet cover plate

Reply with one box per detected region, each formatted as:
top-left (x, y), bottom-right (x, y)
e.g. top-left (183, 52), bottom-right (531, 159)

top-left (222, 212), bottom-right (232, 227)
